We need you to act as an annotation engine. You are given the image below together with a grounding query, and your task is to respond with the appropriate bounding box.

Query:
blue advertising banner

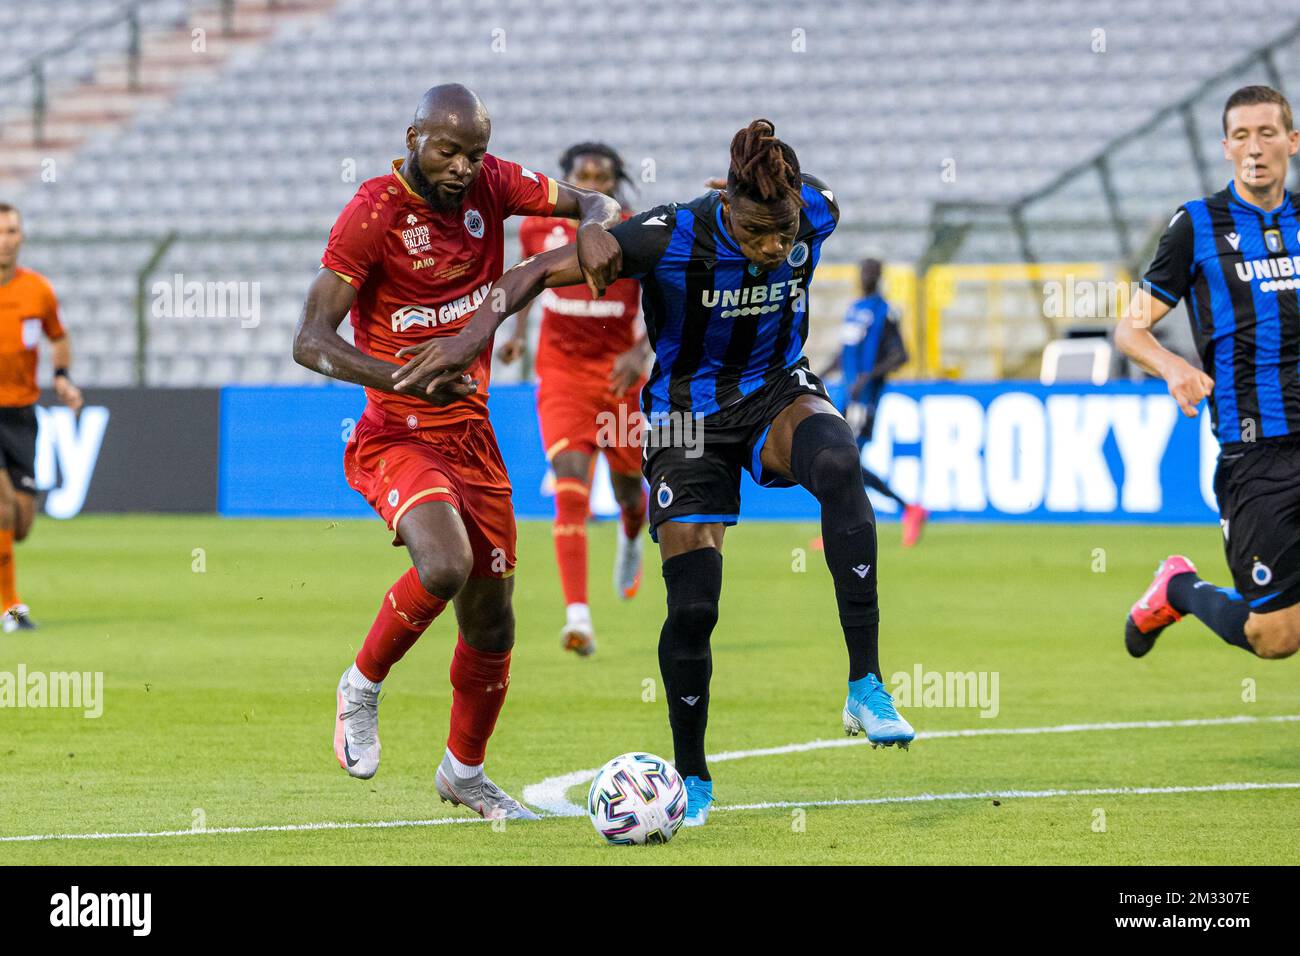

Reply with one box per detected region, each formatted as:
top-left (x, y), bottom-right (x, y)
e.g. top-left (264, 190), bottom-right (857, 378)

top-left (217, 381), bottom-right (1222, 524)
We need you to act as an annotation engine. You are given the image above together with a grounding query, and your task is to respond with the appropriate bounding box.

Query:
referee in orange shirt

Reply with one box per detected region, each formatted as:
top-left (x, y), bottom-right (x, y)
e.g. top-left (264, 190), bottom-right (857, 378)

top-left (0, 202), bottom-right (83, 632)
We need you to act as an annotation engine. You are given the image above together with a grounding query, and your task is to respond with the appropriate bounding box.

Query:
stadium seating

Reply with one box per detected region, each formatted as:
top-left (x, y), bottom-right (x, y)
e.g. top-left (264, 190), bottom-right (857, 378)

top-left (5, 0), bottom-right (1299, 385)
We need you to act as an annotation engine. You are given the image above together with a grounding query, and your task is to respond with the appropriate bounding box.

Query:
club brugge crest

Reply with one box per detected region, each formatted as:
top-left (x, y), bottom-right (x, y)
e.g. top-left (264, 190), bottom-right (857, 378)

top-left (464, 208), bottom-right (485, 239)
top-left (1252, 560), bottom-right (1272, 586)
top-left (656, 481), bottom-right (673, 508)
top-left (786, 241), bottom-right (809, 267)
top-left (747, 263), bottom-right (762, 277)
top-left (1264, 229), bottom-right (1282, 254)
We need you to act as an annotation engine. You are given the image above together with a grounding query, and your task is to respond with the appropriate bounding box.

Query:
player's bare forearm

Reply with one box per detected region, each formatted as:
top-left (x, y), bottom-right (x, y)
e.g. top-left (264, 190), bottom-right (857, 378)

top-left (552, 182), bottom-right (621, 297)
top-left (391, 248), bottom-right (589, 394)
top-left (49, 335), bottom-right (83, 411)
top-left (1115, 288), bottom-right (1213, 416)
top-left (294, 270), bottom-right (475, 404)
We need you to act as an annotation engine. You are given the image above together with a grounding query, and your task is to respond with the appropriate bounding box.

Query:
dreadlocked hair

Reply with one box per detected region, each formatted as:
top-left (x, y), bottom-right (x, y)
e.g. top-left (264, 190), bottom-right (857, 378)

top-left (725, 119), bottom-right (805, 207)
top-left (558, 141), bottom-right (635, 200)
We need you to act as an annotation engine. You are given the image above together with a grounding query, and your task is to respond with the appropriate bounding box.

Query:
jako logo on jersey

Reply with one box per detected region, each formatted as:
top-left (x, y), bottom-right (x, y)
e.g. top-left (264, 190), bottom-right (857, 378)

top-left (701, 277), bottom-right (804, 312)
top-left (656, 482), bottom-right (673, 508)
top-left (786, 241), bottom-right (809, 267)
top-left (464, 208), bottom-right (485, 238)
top-left (390, 283), bottom-right (492, 330)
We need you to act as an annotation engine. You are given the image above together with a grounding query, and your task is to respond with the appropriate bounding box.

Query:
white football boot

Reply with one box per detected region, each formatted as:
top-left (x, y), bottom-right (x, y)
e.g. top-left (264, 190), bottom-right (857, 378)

top-left (434, 752), bottom-right (540, 820)
top-left (334, 667), bottom-right (381, 779)
top-left (560, 603), bottom-right (596, 657)
top-left (614, 530), bottom-right (644, 600)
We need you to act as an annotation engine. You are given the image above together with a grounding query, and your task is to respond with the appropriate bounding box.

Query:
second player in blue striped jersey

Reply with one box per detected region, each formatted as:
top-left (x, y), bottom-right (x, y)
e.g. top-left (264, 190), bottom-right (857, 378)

top-left (1117, 83), bottom-right (1300, 664)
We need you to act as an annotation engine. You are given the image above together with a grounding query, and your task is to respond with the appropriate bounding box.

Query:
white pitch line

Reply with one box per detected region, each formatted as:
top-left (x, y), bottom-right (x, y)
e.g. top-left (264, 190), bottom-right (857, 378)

top-left (5, 714), bottom-right (1297, 843)
top-left (716, 781), bottom-right (1300, 812)
top-left (522, 713), bottom-right (1300, 816)
top-left (0, 816), bottom-right (485, 844)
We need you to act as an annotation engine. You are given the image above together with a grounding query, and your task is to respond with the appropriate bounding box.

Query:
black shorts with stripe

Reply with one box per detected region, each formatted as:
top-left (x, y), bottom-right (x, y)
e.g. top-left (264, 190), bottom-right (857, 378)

top-left (642, 360), bottom-right (829, 541)
top-left (1213, 435), bottom-right (1300, 612)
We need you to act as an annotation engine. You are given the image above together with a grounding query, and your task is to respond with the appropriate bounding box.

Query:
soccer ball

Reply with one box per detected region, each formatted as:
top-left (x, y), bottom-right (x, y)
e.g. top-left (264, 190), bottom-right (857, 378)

top-left (587, 752), bottom-right (688, 845)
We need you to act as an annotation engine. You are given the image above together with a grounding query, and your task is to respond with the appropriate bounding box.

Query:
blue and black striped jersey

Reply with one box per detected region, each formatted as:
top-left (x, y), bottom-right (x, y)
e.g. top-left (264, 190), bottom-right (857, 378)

top-left (609, 174), bottom-right (839, 418)
top-left (1144, 181), bottom-right (1300, 447)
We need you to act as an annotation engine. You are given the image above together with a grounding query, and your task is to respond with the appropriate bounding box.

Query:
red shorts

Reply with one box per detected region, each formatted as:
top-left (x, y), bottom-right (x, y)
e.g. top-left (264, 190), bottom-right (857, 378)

top-left (536, 368), bottom-right (646, 477)
top-left (344, 405), bottom-right (516, 578)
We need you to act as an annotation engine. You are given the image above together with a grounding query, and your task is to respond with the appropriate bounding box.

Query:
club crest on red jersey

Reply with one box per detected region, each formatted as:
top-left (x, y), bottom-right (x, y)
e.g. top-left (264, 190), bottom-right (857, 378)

top-left (464, 208), bottom-right (485, 239)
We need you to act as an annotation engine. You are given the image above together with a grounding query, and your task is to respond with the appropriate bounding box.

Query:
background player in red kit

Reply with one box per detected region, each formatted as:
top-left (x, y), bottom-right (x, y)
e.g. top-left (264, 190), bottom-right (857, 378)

top-left (499, 143), bottom-right (651, 657)
top-left (293, 84), bottom-right (620, 819)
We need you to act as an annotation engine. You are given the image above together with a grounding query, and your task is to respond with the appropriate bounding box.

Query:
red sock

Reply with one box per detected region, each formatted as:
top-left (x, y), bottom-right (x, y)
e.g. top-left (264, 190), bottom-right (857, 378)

top-left (446, 633), bottom-right (512, 766)
top-left (354, 567), bottom-right (448, 682)
top-left (620, 483), bottom-right (647, 540)
top-left (553, 478), bottom-right (589, 605)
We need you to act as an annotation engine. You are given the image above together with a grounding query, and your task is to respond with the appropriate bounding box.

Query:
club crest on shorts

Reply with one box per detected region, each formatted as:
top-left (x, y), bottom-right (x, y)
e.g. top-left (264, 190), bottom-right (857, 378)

top-left (387, 489), bottom-right (400, 508)
top-left (406, 415), bottom-right (418, 429)
top-left (1251, 560), bottom-right (1272, 586)
top-left (786, 241), bottom-right (809, 267)
top-left (656, 481), bottom-right (673, 508)
top-left (464, 208), bottom-right (485, 239)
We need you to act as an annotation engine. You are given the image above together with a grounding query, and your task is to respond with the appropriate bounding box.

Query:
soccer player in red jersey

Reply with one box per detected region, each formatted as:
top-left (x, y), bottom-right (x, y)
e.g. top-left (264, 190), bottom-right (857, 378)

top-left (498, 143), bottom-right (651, 657)
top-left (293, 84), bottom-right (621, 819)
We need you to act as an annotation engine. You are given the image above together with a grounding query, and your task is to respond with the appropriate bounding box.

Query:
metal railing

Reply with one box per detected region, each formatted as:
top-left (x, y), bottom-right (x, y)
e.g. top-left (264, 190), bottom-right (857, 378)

top-left (0, 0), bottom-right (242, 146)
top-left (918, 17), bottom-right (1300, 278)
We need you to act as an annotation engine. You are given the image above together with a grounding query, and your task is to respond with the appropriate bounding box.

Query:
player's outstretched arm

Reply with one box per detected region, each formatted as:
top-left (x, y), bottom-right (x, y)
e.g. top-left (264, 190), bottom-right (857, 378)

top-left (392, 245), bottom-right (590, 395)
top-left (293, 268), bottom-right (476, 406)
top-left (551, 182), bottom-right (621, 298)
top-left (1114, 287), bottom-right (1213, 417)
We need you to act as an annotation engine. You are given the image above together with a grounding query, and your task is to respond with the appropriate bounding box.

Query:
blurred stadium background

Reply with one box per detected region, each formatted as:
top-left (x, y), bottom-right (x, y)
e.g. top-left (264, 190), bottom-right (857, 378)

top-left (4, 0), bottom-right (1299, 519)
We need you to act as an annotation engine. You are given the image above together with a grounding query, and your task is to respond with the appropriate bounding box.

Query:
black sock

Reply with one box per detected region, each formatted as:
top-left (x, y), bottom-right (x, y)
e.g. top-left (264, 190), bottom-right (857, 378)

top-left (861, 467), bottom-right (906, 506)
top-left (1167, 572), bottom-right (1254, 653)
top-left (658, 547), bottom-right (722, 780)
top-left (791, 414), bottom-right (881, 682)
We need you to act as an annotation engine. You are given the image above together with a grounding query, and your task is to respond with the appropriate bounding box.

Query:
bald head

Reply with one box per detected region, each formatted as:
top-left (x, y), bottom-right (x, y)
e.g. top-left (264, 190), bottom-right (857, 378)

top-left (413, 83), bottom-right (490, 137)
top-left (404, 84), bottom-right (491, 212)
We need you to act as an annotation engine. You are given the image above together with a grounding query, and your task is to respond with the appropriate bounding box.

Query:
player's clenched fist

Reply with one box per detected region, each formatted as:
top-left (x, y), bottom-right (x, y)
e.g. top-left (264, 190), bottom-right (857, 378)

top-left (575, 222), bottom-right (622, 298)
top-left (1164, 356), bottom-right (1214, 417)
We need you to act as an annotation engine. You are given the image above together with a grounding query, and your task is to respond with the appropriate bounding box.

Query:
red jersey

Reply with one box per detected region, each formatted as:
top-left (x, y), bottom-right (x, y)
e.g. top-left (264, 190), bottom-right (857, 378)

top-left (518, 215), bottom-right (642, 372)
top-left (322, 155), bottom-right (558, 428)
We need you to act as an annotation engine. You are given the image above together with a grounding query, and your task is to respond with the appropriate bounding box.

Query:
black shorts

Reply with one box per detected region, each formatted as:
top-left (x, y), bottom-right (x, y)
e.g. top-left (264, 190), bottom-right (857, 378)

top-left (0, 405), bottom-right (38, 495)
top-left (1213, 436), bottom-right (1300, 612)
top-left (642, 360), bottom-right (830, 540)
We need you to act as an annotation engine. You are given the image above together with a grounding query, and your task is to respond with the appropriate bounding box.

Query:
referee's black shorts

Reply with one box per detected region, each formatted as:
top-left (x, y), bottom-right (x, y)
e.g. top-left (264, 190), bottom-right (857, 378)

top-left (0, 404), bottom-right (38, 495)
top-left (1213, 436), bottom-right (1300, 613)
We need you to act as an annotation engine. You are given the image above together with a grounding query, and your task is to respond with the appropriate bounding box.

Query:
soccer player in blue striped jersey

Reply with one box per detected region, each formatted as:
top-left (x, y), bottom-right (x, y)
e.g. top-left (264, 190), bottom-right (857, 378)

top-left (1116, 85), bottom-right (1300, 662)
top-left (832, 257), bottom-right (929, 546)
top-left (397, 119), bottom-right (915, 827)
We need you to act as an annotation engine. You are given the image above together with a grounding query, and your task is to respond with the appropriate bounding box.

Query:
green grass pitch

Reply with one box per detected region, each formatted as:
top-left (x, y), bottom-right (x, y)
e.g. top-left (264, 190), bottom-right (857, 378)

top-left (1, 514), bottom-right (1297, 864)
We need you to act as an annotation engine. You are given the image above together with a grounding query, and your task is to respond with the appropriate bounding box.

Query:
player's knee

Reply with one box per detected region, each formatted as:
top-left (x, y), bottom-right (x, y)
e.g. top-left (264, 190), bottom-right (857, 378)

top-left (413, 552), bottom-right (471, 601)
top-left (662, 600), bottom-right (718, 653)
top-left (660, 546), bottom-right (722, 652)
top-left (790, 414), bottom-right (860, 498)
top-left (1251, 619), bottom-right (1300, 659)
top-left (461, 604), bottom-right (514, 653)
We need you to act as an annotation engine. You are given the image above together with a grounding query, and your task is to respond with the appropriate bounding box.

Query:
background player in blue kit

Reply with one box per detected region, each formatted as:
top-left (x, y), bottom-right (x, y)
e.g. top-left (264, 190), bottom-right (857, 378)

top-left (1116, 85), bottom-right (1300, 662)
top-left (828, 257), bottom-right (929, 547)
top-left (396, 119), bottom-right (916, 828)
